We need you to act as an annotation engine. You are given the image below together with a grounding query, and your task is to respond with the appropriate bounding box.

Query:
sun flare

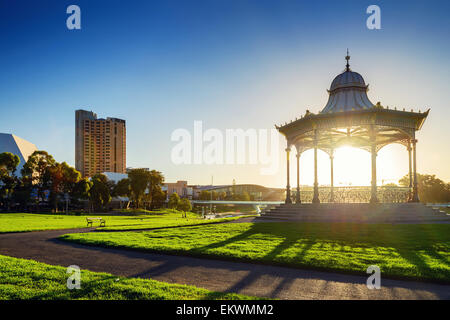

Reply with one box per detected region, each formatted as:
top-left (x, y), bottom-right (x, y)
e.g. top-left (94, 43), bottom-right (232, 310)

top-left (296, 145), bottom-right (407, 187)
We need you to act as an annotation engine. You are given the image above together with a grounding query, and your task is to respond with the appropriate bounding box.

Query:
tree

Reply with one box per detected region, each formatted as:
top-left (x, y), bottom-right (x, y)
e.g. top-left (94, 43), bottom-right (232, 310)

top-left (241, 191), bottom-right (251, 201)
top-left (128, 169), bottom-right (151, 209)
top-left (113, 178), bottom-right (131, 209)
top-left (383, 183), bottom-right (398, 187)
top-left (47, 162), bottom-right (81, 212)
top-left (168, 192), bottom-right (180, 210)
top-left (11, 180), bottom-right (32, 211)
top-left (147, 170), bottom-right (164, 209)
top-left (151, 188), bottom-right (166, 209)
top-left (0, 152), bottom-right (20, 210)
top-left (399, 173), bottom-right (450, 203)
top-left (177, 198), bottom-right (192, 218)
top-left (224, 192), bottom-right (234, 200)
top-left (114, 178), bottom-right (131, 198)
top-left (198, 190), bottom-right (211, 200)
top-left (89, 174), bottom-right (111, 212)
top-left (21, 151), bottom-right (56, 210)
top-left (71, 178), bottom-right (92, 206)
top-left (230, 192), bottom-right (250, 201)
top-left (0, 152), bottom-right (20, 174)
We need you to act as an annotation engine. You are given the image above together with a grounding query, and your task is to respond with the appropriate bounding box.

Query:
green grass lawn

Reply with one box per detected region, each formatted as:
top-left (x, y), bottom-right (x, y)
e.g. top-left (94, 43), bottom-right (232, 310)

top-left (100, 214), bottom-right (253, 231)
top-left (0, 254), bottom-right (255, 300)
top-left (0, 211), bottom-right (250, 233)
top-left (61, 222), bottom-right (450, 282)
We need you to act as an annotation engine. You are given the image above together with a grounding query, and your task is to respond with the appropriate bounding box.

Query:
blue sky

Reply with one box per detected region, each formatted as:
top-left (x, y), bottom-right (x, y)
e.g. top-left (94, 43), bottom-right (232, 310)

top-left (0, 0), bottom-right (449, 187)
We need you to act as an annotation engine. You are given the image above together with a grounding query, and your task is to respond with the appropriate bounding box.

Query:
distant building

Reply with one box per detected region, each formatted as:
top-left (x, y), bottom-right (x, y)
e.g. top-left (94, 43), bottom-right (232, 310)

top-left (102, 172), bottom-right (128, 184)
top-left (0, 133), bottom-right (37, 175)
top-left (163, 180), bottom-right (193, 199)
top-left (126, 167), bottom-right (149, 173)
top-left (75, 110), bottom-right (126, 178)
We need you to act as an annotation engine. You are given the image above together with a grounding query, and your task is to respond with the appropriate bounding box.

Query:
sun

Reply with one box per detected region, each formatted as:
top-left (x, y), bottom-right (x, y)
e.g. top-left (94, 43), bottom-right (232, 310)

top-left (333, 147), bottom-right (371, 186)
top-left (296, 145), bottom-right (407, 187)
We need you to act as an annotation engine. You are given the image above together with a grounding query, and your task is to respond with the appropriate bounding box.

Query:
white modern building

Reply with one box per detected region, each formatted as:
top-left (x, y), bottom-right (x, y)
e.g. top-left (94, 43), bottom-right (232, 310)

top-left (0, 133), bottom-right (37, 175)
top-left (102, 171), bottom-right (128, 183)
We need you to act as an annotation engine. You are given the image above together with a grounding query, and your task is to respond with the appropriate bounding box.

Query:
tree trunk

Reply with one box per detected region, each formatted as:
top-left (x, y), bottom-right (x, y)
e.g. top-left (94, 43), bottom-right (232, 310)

top-left (53, 196), bottom-right (58, 213)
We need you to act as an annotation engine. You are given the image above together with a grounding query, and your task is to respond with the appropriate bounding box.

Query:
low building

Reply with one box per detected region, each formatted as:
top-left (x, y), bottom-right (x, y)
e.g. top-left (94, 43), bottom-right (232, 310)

top-left (102, 172), bottom-right (128, 184)
top-left (126, 167), bottom-right (149, 173)
top-left (0, 133), bottom-right (37, 175)
top-left (163, 180), bottom-right (193, 199)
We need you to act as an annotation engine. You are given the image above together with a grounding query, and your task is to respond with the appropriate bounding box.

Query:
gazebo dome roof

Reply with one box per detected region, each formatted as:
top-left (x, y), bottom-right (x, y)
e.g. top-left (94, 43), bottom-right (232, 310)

top-left (329, 70), bottom-right (366, 91)
top-left (321, 53), bottom-right (375, 114)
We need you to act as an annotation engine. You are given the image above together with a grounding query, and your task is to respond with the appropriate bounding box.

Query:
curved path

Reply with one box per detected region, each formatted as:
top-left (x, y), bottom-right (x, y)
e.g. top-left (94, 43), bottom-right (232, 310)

top-left (0, 228), bottom-right (449, 300)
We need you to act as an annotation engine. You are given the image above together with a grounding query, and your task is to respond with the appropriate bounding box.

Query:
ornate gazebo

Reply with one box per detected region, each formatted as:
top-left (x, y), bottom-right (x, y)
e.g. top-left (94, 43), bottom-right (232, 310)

top-left (276, 53), bottom-right (429, 204)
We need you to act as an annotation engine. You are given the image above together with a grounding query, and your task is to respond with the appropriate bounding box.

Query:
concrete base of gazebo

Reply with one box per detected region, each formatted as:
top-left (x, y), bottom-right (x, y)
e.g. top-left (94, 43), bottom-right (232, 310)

top-left (258, 203), bottom-right (450, 224)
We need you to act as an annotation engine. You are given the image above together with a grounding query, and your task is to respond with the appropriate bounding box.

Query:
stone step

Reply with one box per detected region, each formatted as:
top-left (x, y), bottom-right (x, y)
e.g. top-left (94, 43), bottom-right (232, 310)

top-left (261, 217), bottom-right (450, 222)
top-left (263, 211), bottom-right (446, 217)
top-left (265, 215), bottom-right (447, 219)
top-left (262, 211), bottom-right (446, 216)
top-left (275, 207), bottom-right (433, 211)
top-left (257, 203), bottom-right (449, 223)
top-left (262, 212), bottom-right (450, 218)
top-left (258, 215), bottom-right (450, 222)
top-left (264, 210), bottom-right (448, 215)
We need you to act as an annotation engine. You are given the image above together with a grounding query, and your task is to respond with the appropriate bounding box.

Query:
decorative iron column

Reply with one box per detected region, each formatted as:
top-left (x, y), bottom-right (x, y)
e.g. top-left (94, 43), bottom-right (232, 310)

top-left (330, 151), bottom-right (334, 203)
top-left (407, 141), bottom-right (413, 201)
top-left (285, 146), bottom-right (292, 204)
top-left (296, 152), bottom-right (301, 204)
top-left (370, 126), bottom-right (378, 203)
top-left (411, 139), bottom-right (420, 202)
top-left (312, 130), bottom-right (320, 204)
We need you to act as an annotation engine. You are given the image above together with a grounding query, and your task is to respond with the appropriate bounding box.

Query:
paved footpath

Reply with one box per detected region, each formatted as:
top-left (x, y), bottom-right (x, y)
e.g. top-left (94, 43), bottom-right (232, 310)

top-left (0, 229), bottom-right (449, 300)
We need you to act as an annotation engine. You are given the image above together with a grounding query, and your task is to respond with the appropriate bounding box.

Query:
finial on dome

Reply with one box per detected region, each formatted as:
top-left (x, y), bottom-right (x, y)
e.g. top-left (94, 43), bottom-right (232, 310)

top-left (345, 49), bottom-right (350, 71)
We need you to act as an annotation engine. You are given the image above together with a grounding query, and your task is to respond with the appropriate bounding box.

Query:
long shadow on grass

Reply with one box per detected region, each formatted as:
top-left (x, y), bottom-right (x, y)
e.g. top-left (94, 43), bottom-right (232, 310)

top-left (132, 260), bottom-right (180, 279)
top-left (50, 234), bottom-right (450, 298)
top-left (197, 227), bottom-right (260, 252)
top-left (193, 222), bottom-right (450, 283)
top-left (195, 223), bottom-right (319, 273)
top-left (197, 223), bottom-right (321, 263)
top-left (395, 247), bottom-right (450, 281)
top-left (226, 239), bottom-right (317, 297)
top-left (55, 222), bottom-right (450, 288)
top-left (197, 223), bottom-right (316, 255)
top-left (30, 275), bottom-right (118, 300)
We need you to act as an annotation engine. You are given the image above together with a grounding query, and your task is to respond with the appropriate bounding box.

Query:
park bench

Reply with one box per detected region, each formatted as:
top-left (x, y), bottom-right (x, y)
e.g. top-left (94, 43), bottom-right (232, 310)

top-left (86, 217), bottom-right (106, 227)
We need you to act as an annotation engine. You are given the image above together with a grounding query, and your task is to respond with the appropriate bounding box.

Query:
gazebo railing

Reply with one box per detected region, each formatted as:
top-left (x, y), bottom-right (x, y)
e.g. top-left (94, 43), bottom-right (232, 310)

top-left (291, 186), bottom-right (410, 203)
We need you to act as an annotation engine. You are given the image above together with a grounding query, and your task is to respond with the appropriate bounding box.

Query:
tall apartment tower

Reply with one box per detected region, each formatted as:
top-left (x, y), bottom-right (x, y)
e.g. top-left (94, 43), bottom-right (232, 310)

top-left (75, 110), bottom-right (126, 177)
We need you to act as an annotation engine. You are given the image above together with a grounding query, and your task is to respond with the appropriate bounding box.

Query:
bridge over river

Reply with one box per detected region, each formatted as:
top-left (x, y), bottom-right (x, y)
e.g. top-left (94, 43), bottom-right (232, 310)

top-left (191, 200), bottom-right (282, 214)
